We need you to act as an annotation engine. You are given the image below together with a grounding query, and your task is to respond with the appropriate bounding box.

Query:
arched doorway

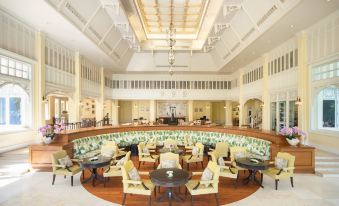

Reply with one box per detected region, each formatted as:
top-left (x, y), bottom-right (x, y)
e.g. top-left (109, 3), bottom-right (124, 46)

top-left (243, 98), bottom-right (263, 129)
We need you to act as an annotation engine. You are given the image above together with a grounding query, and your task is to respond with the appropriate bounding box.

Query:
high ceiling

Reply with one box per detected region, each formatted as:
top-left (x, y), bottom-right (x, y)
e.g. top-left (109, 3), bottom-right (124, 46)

top-left (0, 0), bottom-right (338, 73)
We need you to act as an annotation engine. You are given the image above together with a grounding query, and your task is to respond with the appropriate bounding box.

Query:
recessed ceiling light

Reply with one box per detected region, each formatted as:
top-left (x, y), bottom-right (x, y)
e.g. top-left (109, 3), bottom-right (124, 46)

top-left (290, 24), bottom-right (295, 28)
top-left (326, 0), bottom-right (331, 2)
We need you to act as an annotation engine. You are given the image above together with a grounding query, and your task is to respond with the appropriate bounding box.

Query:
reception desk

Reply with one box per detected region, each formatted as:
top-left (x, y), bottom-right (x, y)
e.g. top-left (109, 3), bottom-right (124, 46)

top-left (29, 125), bottom-right (315, 173)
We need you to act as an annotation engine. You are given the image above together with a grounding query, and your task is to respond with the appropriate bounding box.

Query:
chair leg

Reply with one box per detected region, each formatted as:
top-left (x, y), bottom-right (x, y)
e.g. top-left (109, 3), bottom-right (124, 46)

top-left (191, 194), bottom-right (194, 206)
top-left (201, 161), bottom-right (204, 168)
top-left (187, 163), bottom-right (189, 170)
top-left (138, 161), bottom-right (141, 169)
top-left (71, 176), bottom-right (73, 186)
top-left (154, 162), bottom-right (156, 169)
top-left (275, 179), bottom-right (279, 190)
top-left (82, 170), bottom-right (85, 180)
top-left (260, 173), bottom-right (263, 184)
top-left (122, 193), bottom-right (126, 206)
top-left (154, 187), bottom-right (156, 197)
top-left (64, 175), bottom-right (66, 179)
top-left (104, 177), bottom-right (106, 187)
top-left (290, 177), bottom-right (294, 188)
top-left (52, 174), bottom-right (56, 185)
top-left (214, 193), bottom-right (219, 206)
top-left (148, 196), bottom-right (151, 206)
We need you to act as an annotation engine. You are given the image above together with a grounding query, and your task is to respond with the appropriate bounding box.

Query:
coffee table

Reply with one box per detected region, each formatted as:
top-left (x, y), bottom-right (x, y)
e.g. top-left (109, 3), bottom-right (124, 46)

top-left (235, 157), bottom-right (269, 188)
top-left (150, 168), bottom-right (189, 206)
top-left (80, 155), bottom-right (111, 187)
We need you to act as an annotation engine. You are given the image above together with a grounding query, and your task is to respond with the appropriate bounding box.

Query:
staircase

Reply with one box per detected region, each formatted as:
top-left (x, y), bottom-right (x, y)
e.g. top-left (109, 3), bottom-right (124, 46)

top-left (315, 150), bottom-right (339, 177)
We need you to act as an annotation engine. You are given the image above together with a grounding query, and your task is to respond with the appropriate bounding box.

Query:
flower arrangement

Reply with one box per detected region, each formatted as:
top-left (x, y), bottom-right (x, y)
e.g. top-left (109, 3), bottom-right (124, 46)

top-left (39, 124), bottom-right (65, 138)
top-left (279, 126), bottom-right (306, 140)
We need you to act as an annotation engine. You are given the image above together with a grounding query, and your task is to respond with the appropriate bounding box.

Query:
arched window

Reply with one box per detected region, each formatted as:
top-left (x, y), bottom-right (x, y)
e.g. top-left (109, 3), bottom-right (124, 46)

top-left (317, 88), bottom-right (339, 130)
top-left (0, 84), bottom-right (29, 129)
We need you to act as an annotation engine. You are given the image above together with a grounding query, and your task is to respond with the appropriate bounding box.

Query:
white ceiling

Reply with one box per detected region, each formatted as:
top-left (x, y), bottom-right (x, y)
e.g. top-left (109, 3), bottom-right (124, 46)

top-left (0, 0), bottom-right (338, 74)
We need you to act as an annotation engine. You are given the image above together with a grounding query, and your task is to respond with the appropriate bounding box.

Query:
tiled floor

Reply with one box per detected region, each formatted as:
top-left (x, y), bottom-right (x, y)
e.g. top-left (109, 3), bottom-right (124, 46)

top-left (0, 148), bottom-right (339, 206)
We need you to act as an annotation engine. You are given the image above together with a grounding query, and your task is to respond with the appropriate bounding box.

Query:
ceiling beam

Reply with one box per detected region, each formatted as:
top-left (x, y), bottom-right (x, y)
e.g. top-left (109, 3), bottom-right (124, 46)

top-left (241, 4), bottom-right (260, 32)
top-left (57, 0), bottom-right (67, 11)
top-left (109, 38), bottom-right (122, 56)
top-left (99, 23), bottom-right (115, 46)
top-left (82, 5), bottom-right (102, 32)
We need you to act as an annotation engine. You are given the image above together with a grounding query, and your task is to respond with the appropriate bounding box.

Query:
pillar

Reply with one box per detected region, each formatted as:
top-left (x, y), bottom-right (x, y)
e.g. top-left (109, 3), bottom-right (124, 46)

top-left (239, 71), bottom-right (244, 127)
top-left (262, 54), bottom-right (270, 130)
top-left (188, 100), bottom-right (194, 121)
top-left (149, 100), bottom-right (156, 122)
top-left (297, 32), bottom-right (309, 132)
top-left (111, 100), bottom-right (119, 125)
top-left (224, 101), bottom-right (233, 126)
top-left (33, 32), bottom-right (46, 129)
top-left (96, 67), bottom-right (104, 121)
top-left (69, 52), bottom-right (81, 122)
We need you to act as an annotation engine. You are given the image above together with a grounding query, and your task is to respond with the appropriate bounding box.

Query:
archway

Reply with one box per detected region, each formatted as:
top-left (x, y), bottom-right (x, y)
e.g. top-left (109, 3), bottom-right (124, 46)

top-left (243, 98), bottom-right (263, 129)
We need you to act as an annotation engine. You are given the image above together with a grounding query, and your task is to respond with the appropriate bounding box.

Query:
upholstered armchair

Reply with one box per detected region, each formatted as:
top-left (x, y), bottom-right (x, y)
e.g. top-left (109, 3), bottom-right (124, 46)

top-left (163, 138), bottom-right (178, 149)
top-left (103, 151), bottom-right (131, 187)
top-left (210, 151), bottom-right (239, 188)
top-left (121, 160), bottom-right (155, 206)
top-left (208, 142), bottom-right (229, 160)
top-left (146, 136), bottom-right (157, 151)
top-left (184, 135), bottom-right (194, 153)
top-left (185, 161), bottom-right (220, 206)
top-left (51, 150), bottom-right (82, 186)
top-left (137, 142), bottom-right (159, 169)
top-left (261, 152), bottom-right (295, 190)
top-left (157, 152), bottom-right (182, 169)
top-left (229, 146), bottom-right (248, 171)
top-left (182, 142), bottom-right (204, 170)
top-left (104, 141), bottom-right (127, 160)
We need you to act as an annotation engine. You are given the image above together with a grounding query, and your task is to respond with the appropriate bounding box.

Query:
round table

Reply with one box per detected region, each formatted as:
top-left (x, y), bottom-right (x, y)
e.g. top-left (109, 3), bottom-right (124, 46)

top-left (80, 155), bottom-right (111, 187)
top-left (235, 157), bottom-right (269, 188)
top-left (159, 147), bottom-right (183, 154)
top-left (150, 168), bottom-right (189, 206)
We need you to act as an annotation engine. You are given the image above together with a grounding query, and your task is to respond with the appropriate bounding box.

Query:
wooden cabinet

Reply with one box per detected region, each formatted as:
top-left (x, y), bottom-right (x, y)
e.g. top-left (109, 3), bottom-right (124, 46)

top-left (29, 143), bottom-right (73, 171)
top-left (280, 145), bottom-right (315, 173)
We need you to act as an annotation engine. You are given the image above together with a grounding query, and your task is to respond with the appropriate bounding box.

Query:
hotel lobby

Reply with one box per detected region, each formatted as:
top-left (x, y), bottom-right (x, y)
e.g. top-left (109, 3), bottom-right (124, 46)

top-left (0, 0), bottom-right (339, 205)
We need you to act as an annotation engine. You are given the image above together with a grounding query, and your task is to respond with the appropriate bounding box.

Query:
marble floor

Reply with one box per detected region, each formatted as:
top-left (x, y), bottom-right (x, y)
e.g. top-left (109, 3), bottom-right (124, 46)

top-left (0, 149), bottom-right (339, 206)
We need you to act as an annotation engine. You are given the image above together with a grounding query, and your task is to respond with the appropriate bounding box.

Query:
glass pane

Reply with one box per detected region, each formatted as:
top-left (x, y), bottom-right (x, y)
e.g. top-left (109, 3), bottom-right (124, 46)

top-left (1, 57), bottom-right (8, 66)
top-left (323, 100), bottom-right (335, 128)
top-left (0, 98), bottom-right (5, 125)
top-left (289, 101), bottom-right (298, 127)
top-left (9, 97), bottom-right (21, 125)
top-left (270, 102), bottom-right (276, 131)
top-left (1, 66), bottom-right (8, 74)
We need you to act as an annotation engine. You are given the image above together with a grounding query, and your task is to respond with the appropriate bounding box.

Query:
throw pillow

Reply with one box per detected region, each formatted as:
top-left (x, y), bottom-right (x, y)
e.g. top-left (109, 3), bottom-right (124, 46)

top-left (101, 146), bottom-right (115, 158)
top-left (128, 167), bottom-right (141, 186)
top-left (218, 156), bottom-right (225, 166)
top-left (275, 157), bottom-right (288, 170)
top-left (142, 147), bottom-right (150, 155)
top-left (234, 151), bottom-right (246, 160)
top-left (58, 155), bottom-right (73, 168)
top-left (200, 167), bottom-right (214, 187)
top-left (161, 159), bottom-right (176, 168)
top-left (116, 157), bottom-right (126, 166)
top-left (192, 146), bottom-right (199, 157)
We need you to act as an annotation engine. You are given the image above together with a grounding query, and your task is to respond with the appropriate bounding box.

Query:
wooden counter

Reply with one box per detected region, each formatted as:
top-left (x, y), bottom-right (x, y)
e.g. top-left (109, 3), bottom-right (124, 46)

top-left (29, 125), bottom-right (315, 173)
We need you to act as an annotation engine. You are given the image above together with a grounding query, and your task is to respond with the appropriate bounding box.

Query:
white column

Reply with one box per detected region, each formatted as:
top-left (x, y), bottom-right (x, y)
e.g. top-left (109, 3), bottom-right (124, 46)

top-left (70, 52), bottom-right (81, 122)
top-left (149, 100), bottom-right (156, 122)
top-left (33, 31), bottom-right (46, 129)
top-left (188, 100), bottom-right (194, 121)
top-left (225, 101), bottom-right (233, 126)
top-left (239, 71), bottom-right (244, 127)
top-left (95, 67), bottom-right (104, 121)
top-left (111, 100), bottom-right (119, 125)
top-left (262, 54), bottom-right (270, 130)
top-left (297, 32), bottom-right (309, 132)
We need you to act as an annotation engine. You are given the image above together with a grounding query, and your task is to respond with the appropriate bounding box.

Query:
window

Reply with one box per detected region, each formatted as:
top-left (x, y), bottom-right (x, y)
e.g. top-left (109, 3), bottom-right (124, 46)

top-left (317, 88), bottom-right (339, 130)
top-left (0, 55), bottom-right (31, 79)
top-left (0, 84), bottom-right (29, 129)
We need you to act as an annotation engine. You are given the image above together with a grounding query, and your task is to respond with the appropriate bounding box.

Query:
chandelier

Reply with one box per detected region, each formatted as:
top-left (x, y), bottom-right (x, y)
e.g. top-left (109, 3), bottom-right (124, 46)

top-left (167, 23), bottom-right (176, 76)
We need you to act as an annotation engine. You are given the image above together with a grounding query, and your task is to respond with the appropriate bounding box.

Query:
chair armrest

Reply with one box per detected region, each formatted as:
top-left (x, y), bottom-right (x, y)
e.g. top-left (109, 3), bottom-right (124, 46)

top-left (138, 171), bottom-right (149, 175)
top-left (71, 159), bottom-right (81, 163)
top-left (283, 167), bottom-right (295, 172)
top-left (209, 148), bottom-right (214, 151)
top-left (123, 180), bottom-right (142, 185)
top-left (53, 164), bottom-right (72, 172)
top-left (192, 172), bottom-right (203, 176)
top-left (188, 155), bottom-right (193, 160)
top-left (199, 180), bottom-right (215, 185)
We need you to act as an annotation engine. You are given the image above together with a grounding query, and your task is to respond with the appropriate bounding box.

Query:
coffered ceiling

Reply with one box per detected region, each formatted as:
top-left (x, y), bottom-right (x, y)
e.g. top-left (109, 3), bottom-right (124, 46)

top-left (0, 0), bottom-right (338, 73)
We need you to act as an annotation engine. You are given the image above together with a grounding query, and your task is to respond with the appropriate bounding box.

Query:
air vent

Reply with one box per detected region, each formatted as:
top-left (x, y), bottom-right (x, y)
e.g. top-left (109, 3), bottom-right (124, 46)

top-left (64, 2), bottom-right (86, 25)
top-left (257, 5), bottom-right (278, 27)
top-left (241, 28), bottom-right (255, 41)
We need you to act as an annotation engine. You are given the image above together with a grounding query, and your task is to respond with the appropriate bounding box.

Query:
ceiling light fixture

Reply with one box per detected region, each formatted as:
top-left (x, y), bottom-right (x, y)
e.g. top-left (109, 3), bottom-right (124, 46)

top-left (167, 22), bottom-right (176, 76)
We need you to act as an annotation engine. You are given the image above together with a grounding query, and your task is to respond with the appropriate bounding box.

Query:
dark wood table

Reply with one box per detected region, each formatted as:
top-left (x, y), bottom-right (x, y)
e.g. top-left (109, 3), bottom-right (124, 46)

top-left (80, 155), bottom-right (111, 187)
top-left (159, 147), bottom-right (183, 154)
top-left (236, 157), bottom-right (269, 188)
top-left (150, 168), bottom-right (189, 206)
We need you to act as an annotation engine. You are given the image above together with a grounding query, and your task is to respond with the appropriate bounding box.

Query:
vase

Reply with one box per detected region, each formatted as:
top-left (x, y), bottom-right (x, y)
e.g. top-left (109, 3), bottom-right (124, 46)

top-left (42, 134), bottom-right (55, 145)
top-left (286, 138), bottom-right (299, 146)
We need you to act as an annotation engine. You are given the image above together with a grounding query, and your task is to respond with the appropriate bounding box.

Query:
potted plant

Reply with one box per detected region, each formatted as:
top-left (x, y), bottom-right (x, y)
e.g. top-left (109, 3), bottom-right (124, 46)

top-left (279, 126), bottom-right (306, 146)
top-left (39, 123), bottom-right (65, 144)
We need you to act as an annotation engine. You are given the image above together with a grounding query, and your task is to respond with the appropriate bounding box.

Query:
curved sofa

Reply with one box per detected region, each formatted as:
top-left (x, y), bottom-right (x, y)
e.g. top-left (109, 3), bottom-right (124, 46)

top-left (72, 130), bottom-right (271, 160)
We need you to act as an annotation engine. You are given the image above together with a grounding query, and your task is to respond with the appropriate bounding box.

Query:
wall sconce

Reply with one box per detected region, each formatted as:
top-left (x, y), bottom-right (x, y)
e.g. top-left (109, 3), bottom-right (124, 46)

top-left (223, 106), bottom-right (227, 109)
top-left (42, 95), bottom-right (48, 103)
top-left (295, 97), bottom-right (302, 105)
